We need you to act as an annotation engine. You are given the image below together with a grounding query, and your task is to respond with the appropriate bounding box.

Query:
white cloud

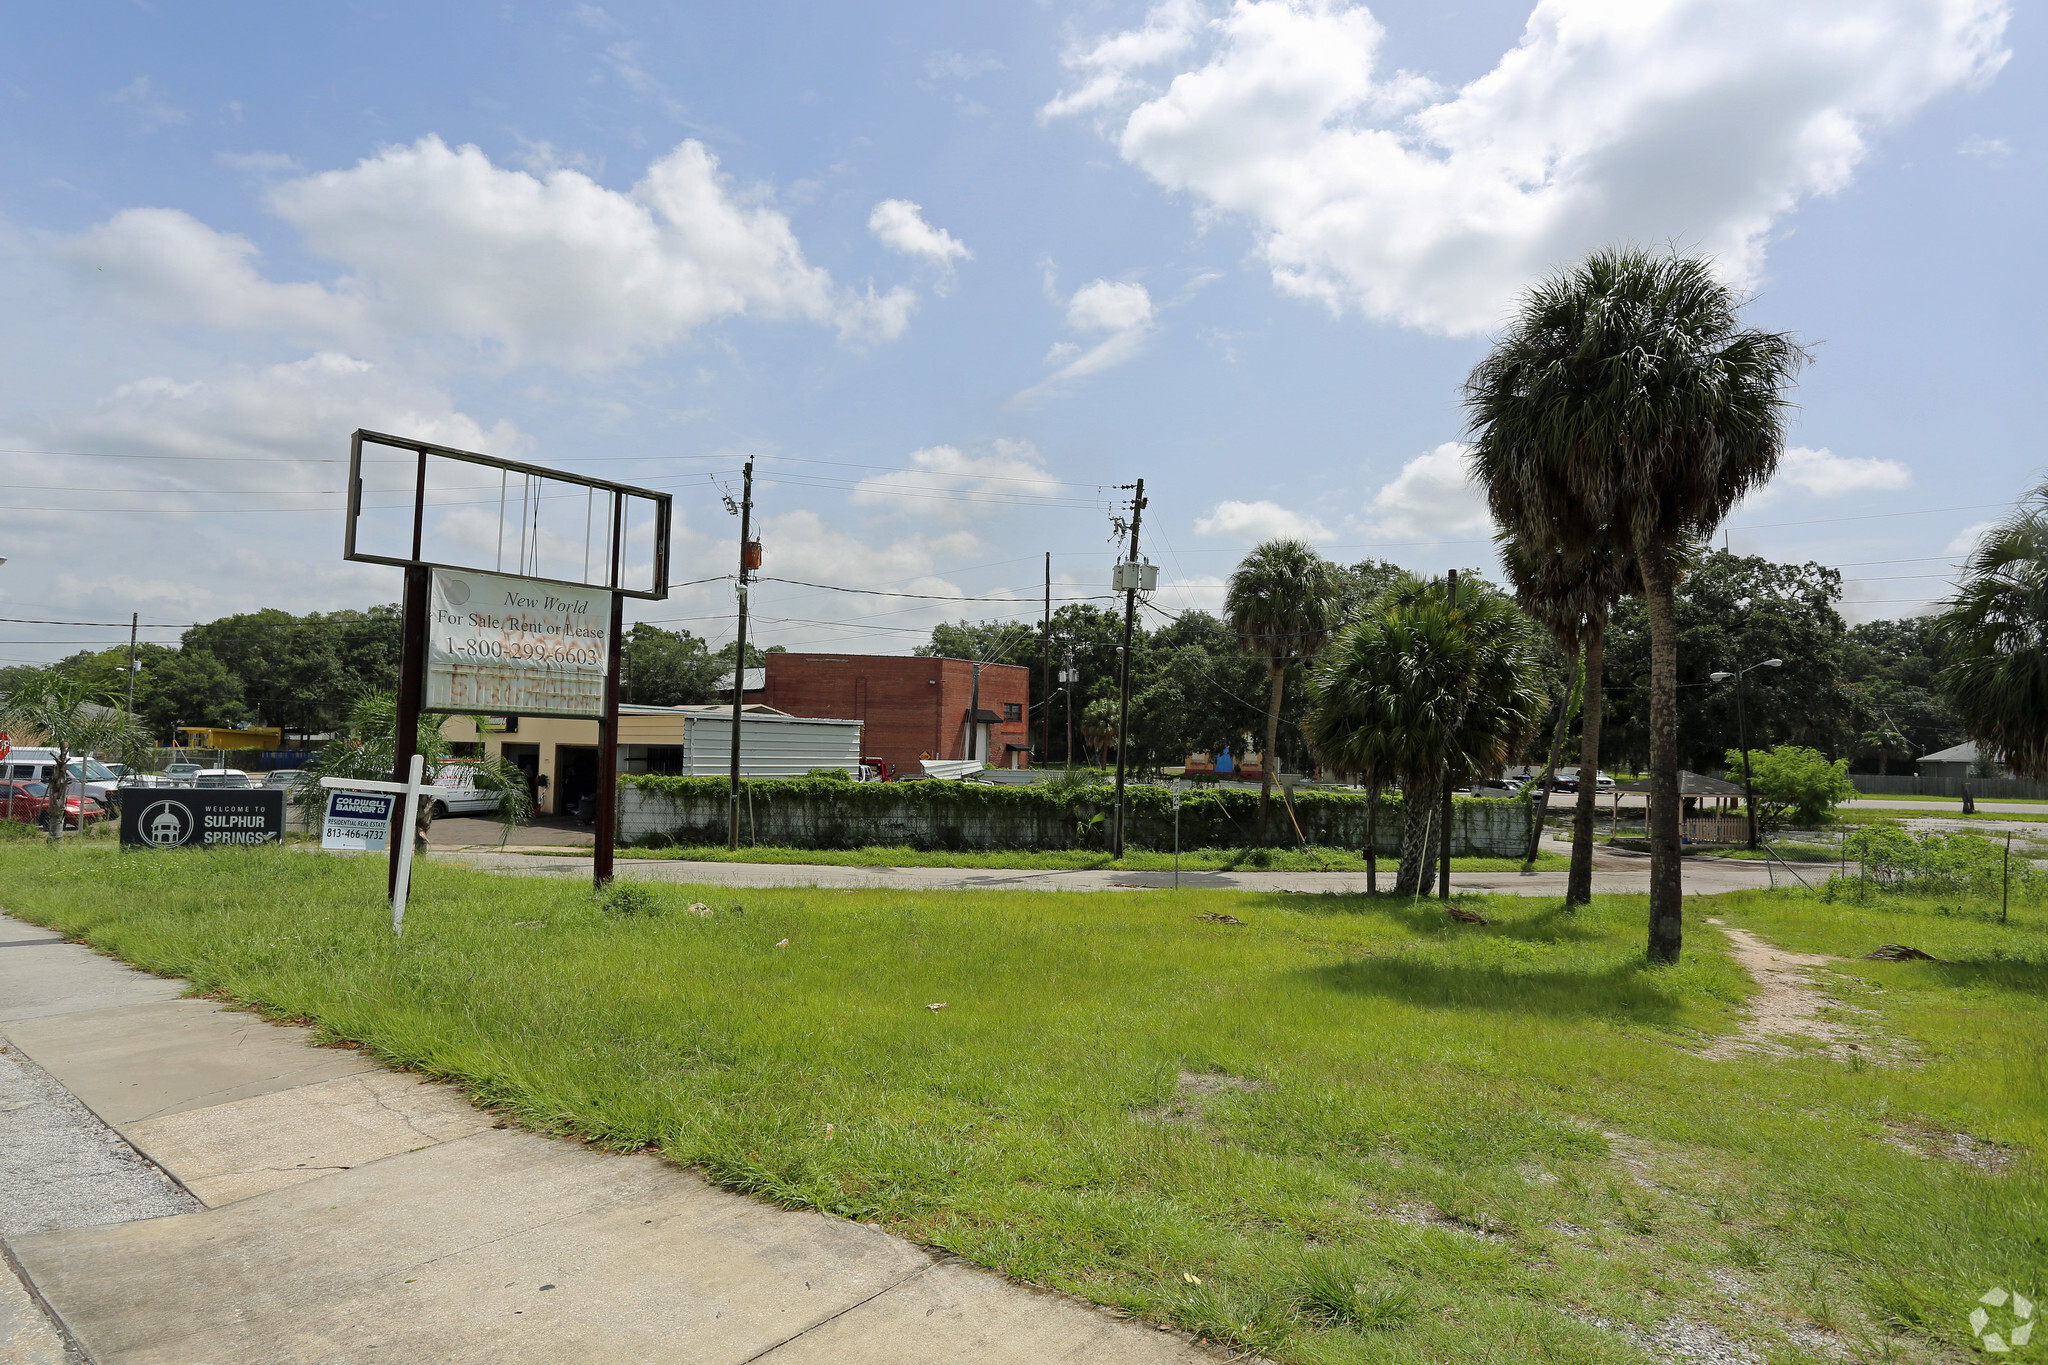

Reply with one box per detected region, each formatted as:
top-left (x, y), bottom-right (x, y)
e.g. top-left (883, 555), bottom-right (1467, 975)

top-left (60, 208), bottom-right (367, 340)
top-left (1066, 279), bottom-right (1153, 333)
top-left (2, 353), bottom-right (519, 624)
top-left (1770, 445), bottom-right (1914, 497)
top-left (1945, 520), bottom-right (1997, 556)
top-left (1194, 499), bottom-right (1332, 542)
top-left (1959, 133), bottom-right (2011, 163)
top-left (850, 440), bottom-right (1062, 524)
top-left (63, 137), bottom-right (919, 367)
top-left (1047, 0), bottom-right (2010, 335)
top-left (868, 200), bottom-right (972, 266)
top-left (1016, 279), bottom-right (1155, 403)
top-left (108, 76), bottom-right (187, 132)
top-left (1357, 442), bottom-right (1492, 542)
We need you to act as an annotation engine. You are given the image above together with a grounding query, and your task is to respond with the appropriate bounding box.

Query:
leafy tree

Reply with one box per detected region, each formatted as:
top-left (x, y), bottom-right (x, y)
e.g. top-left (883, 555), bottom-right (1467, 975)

top-left (1842, 616), bottom-right (1962, 771)
top-left (1601, 552), bottom-right (1852, 772)
top-left (918, 619), bottom-right (1040, 666)
top-left (1935, 480), bottom-right (2048, 777)
top-left (1466, 247), bottom-right (1808, 962)
top-left (143, 648), bottom-right (249, 742)
top-left (1225, 539), bottom-right (1342, 841)
top-left (623, 623), bottom-right (725, 705)
top-left (1306, 574), bottom-right (1546, 895)
top-left (1726, 744), bottom-right (1857, 832)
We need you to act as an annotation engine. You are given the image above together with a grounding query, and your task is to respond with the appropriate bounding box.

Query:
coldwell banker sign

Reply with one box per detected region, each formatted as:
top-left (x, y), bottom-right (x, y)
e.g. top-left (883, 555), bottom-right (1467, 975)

top-left (121, 790), bottom-right (286, 850)
top-left (425, 568), bottom-right (612, 718)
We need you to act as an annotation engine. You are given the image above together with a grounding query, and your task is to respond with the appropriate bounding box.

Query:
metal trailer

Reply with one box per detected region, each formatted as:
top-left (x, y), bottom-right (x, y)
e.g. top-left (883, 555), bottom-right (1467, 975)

top-left (658, 709), bottom-right (865, 779)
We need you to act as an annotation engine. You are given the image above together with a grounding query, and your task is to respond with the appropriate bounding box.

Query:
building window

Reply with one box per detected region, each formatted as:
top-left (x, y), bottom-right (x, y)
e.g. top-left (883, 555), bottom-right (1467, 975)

top-left (644, 746), bottom-right (687, 775)
top-left (1003, 703), bottom-right (1021, 722)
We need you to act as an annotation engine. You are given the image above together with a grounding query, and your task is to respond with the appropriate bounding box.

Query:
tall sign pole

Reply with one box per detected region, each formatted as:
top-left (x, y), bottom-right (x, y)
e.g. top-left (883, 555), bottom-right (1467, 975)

top-left (125, 613), bottom-right (138, 722)
top-left (390, 444), bottom-right (431, 899)
top-left (1439, 568), bottom-right (1458, 900)
top-left (594, 492), bottom-right (626, 887)
top-left (728, 459), bottom-right (754, 850)
top-left (1110, 479), bottom-right (1145, 858)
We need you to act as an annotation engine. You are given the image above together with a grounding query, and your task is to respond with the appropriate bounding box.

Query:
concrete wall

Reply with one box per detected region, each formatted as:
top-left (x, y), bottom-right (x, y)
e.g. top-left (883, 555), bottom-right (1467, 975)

top-left (618, 781), bottom-right (1533, 856)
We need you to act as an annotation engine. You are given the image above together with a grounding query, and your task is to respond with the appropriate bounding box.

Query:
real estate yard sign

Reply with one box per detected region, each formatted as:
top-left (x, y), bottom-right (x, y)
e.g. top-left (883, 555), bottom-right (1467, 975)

top-left (424, 568), bottom-right (613, 718)
top-left (321, 788), bottom-right (395, 851)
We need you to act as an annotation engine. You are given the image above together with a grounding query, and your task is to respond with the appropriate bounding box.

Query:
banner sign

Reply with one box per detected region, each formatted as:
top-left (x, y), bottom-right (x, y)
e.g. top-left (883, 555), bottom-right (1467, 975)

top-left (424, 569), bottom-right (612, 718)
top-left (121, 789), bottom-right (285, 850)
top-left (322, 788), bottom-right (396, 851)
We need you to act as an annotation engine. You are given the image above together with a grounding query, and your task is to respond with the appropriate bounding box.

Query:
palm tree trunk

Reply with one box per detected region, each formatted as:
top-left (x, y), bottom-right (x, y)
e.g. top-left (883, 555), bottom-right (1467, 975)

top-left (1524, 653), bottom-right (1580, 866)
top-left (1567, 614), bottom-right (1605, 907)
top-left (1394, 770), bottom-right (1438, 896)
top-left (1636, 535), bottom-right (1684, 962)
top-left (48, 743), bottom-right (69, 843)
top-left (1365, 780), bottom-right (1379, 894)
top-left (1259, 659), bottom-right (1283, 845)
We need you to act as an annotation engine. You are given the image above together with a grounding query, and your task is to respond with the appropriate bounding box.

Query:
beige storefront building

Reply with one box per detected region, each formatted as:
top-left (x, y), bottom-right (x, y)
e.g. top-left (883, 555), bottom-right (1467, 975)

top-left (443, 705), bottom-right (864, 818)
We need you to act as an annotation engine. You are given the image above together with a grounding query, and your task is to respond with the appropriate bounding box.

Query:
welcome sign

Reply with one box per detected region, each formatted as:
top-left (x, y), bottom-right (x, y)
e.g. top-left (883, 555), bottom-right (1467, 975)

top-left (424, 569), bottom-right (612, 718)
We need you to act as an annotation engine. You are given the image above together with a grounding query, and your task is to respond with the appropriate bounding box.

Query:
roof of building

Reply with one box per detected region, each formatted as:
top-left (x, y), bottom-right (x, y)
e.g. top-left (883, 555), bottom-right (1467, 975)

top-left (1613, 770), bottom-right (1745, 797)
top-left (714, 668), bottom-right (767, 694)
top-left (1918, 739), bottom-right (1981, 764)
top-left (968, 708), bottom-right (1003, 723)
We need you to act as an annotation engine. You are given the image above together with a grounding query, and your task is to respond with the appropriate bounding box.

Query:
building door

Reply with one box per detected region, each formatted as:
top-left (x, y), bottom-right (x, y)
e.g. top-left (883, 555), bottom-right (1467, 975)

top-left (501, 744), bottom-right (541, 810)
top-left (556, 746), bottom-right (600, 822)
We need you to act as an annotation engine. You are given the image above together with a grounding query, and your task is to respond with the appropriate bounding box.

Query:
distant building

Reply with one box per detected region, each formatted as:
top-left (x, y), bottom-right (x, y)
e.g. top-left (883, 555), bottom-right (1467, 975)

top-left (1917, 739), bottom-right (2001, 781)
top-left (724, 653), bottom-right (1031, 776)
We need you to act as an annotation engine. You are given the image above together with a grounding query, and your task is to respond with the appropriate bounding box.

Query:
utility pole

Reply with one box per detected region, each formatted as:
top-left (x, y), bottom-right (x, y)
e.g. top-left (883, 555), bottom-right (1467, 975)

top-left (1439, 568), bottom-right (1456, 900)
top-left (1064, 649), bottom-right (1076, 770)
top-left (1111, 479), bottom-right (1145, 858)
top-left (1040, 552), bottom-right (1051, 769)
top-left (968, 662), bottom-right (982, 762)
top-left (728, 459), bottom-right (754, 850)
top-left (125, 612), bottom-right (138, 721)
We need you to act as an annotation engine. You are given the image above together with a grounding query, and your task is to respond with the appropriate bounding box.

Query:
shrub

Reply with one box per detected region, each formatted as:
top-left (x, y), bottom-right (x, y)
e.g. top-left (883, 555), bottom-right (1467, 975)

top-left (804, 767), bottom-right (853, 781)
top-left (1828, 825), bottom-right (2046, 902)
top-left (1724, 744), bottom-right (1858, 831)
top-left (595, 880), bottom-right (664, 917)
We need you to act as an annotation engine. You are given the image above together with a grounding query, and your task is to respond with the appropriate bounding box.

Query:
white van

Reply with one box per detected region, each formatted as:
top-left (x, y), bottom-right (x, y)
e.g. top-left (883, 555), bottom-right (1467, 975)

top-left (3, 749), bottom-right (120, 805)
top-left (429, 763), bottom-right (504, 818)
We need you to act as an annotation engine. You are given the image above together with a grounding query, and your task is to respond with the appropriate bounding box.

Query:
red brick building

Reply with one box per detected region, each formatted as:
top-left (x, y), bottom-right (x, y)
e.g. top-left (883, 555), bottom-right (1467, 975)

top-left (751, 653), bottom-right (1032, 777)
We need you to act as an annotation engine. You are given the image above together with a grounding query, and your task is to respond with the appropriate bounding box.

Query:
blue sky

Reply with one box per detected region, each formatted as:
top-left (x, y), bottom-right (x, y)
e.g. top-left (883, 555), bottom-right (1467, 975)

top-left (0, 0), bottom-right (2037, 663)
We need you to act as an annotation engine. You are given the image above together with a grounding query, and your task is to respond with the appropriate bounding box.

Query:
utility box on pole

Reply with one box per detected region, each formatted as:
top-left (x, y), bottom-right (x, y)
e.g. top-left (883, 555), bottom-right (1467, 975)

top-left (1112, 561), bottom-right (1158, 593)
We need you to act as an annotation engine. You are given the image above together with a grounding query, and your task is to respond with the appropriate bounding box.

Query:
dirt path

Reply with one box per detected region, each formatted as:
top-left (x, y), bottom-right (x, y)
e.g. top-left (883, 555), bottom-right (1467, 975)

top-left (1699, 918), bottom-right (1870, 1061)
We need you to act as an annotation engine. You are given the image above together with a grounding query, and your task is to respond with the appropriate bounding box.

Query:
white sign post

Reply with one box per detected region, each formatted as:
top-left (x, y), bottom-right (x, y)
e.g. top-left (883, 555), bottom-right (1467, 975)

top-left (322, 753), bottom-right (433, 934)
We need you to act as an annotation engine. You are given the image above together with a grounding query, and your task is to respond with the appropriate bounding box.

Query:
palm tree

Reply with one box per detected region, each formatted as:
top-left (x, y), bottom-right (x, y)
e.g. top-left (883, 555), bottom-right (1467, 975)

top-left (0, 674), bottom-right (139, 842)
top-left (1494, 530), bottom-right (1638, 906)
top-left (1464, 247), bottom-right (1806, 962)
top-left (1306, 575), bottom-right (1546, 895)
top-left (295, 694), bottom-right (533, 846)
top-left (1937, 480), bottom-right (2048, 777)
top-left (1225, 540), bottom-right (1341, 842)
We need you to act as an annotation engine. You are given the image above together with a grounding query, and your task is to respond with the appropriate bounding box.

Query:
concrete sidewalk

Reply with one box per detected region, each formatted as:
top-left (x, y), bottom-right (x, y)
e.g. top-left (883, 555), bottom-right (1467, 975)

top-left (0, 914), bottom-right (1222, 1365)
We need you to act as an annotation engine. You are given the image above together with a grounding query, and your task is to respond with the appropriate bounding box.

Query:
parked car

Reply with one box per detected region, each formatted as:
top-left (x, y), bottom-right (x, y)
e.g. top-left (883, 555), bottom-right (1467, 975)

top-left (1553, 768), bottom-right (1616, 793)
top-left (162, 763), bottom-right (204, 785)
top-left (0, 781), bottom-right (105, 828)
top-left (1470, 777), bottom-right (1524, 798)
top-left (193, 768), bottom-right (254, 789)
top-left (263, 769), bottom-right (309, 792)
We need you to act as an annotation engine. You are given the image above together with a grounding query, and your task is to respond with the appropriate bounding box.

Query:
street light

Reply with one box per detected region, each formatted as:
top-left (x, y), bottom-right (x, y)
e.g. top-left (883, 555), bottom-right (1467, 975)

top-left (1708, 658), bottom-right (1783, 850)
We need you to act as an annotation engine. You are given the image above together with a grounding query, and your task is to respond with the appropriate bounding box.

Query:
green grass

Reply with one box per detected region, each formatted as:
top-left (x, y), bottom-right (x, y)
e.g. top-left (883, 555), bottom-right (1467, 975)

top-left (602, 842), bottom-right (1569, 874)
top-left (1836, 807), bottom-right (2048, 827)
top-left (1694, 842), bottom-right (1844, 863)
top-left (6, 843), bottom-right (2044, 1363)
top-left (1850, 792), bottom-right (2048, 806)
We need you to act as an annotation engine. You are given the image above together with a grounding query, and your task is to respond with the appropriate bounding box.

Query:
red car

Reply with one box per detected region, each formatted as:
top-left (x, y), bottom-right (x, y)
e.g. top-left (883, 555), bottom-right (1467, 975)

top-left (0, 781), bottom-right (104, 828)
